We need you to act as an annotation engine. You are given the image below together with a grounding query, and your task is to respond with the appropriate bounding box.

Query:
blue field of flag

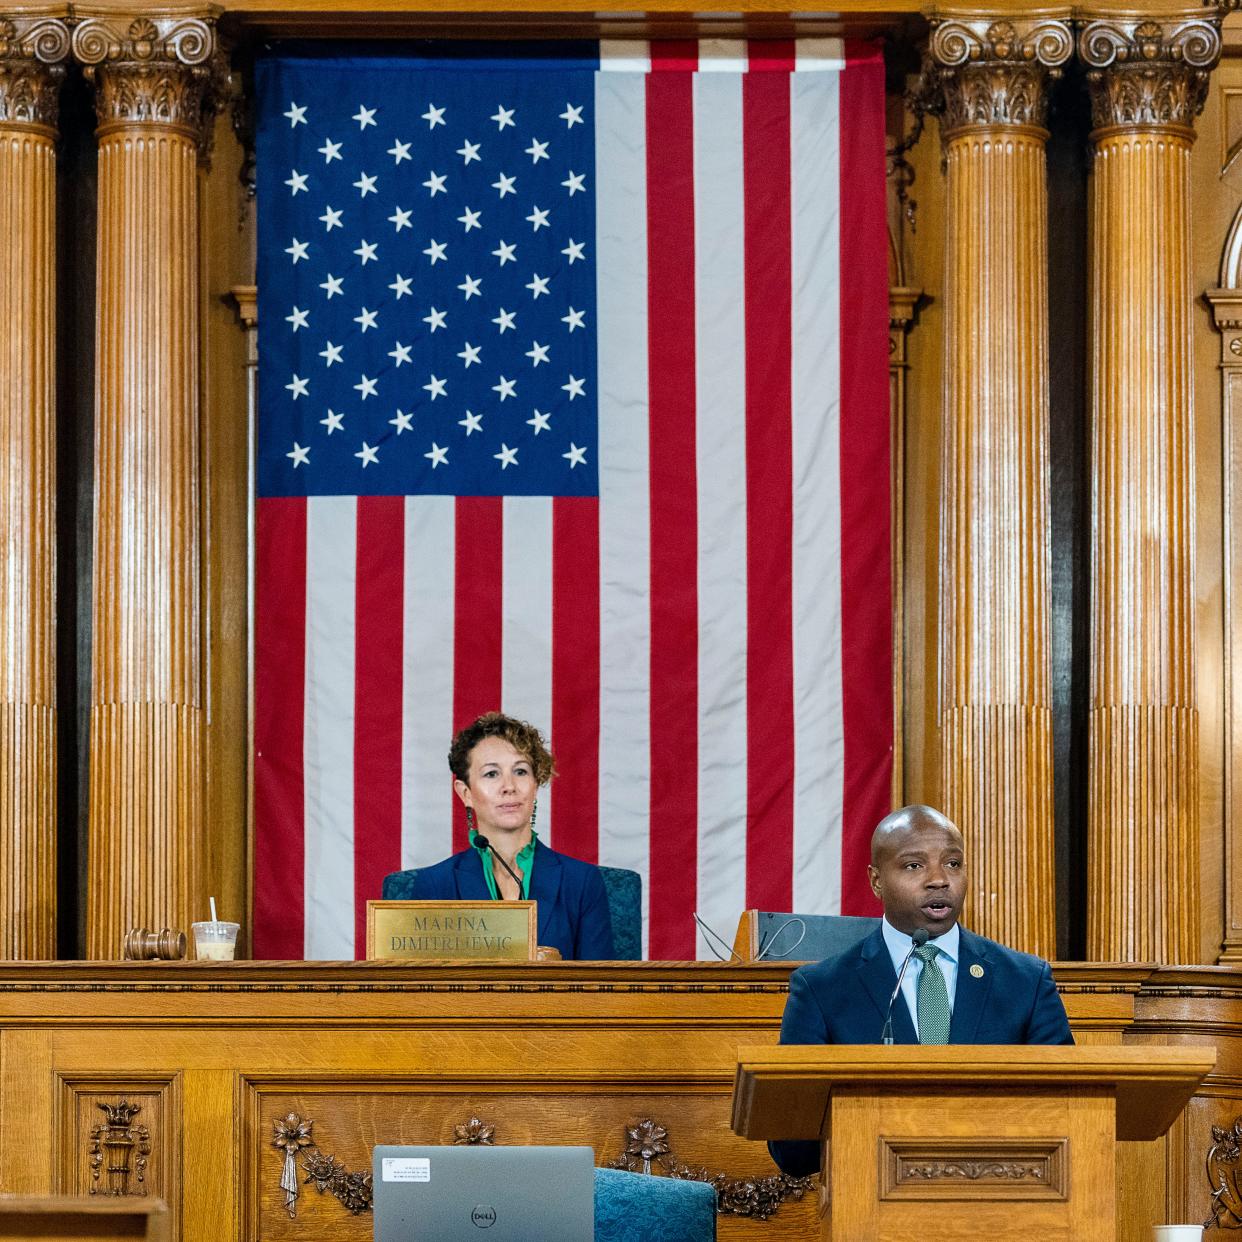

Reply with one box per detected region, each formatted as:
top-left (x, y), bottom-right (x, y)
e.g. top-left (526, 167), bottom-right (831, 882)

top-left (256, 52), bottom-right (601, 498)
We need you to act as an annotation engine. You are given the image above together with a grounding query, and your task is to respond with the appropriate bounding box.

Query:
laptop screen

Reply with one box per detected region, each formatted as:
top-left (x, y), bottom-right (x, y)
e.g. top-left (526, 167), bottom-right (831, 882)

top-left (372, 1144), bottom-right (594, 1241)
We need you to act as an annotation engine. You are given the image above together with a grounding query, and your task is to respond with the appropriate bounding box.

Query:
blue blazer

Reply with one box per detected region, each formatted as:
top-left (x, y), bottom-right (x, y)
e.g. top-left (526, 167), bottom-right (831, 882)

top-left (769, 925), bottom-right (1073, 1177)
top-left (409, 840), bottom-right (615, 962)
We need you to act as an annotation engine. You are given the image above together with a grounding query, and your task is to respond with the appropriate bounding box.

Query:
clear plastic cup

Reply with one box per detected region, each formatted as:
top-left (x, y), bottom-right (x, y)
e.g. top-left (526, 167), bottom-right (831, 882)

top-left (1153, 1228), bottom-right (1204, 1241)
top-left (192, 921), bottom-right (239, 961)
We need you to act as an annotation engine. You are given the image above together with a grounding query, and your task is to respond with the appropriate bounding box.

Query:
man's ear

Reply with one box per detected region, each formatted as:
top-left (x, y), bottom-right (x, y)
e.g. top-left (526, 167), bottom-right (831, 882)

top-left (867, 864), bottom-right (881, 900)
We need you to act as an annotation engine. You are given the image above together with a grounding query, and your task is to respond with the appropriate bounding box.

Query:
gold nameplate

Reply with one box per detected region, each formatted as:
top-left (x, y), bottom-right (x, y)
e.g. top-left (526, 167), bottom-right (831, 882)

top-left (365, 900), bottom-right (536, 961)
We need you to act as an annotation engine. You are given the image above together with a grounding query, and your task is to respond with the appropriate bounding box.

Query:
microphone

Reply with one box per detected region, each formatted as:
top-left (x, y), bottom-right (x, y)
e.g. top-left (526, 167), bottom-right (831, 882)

top-left (472, 834), bottom-right (525, 897)
top-left (881, 927), bottom-right (930, 1045)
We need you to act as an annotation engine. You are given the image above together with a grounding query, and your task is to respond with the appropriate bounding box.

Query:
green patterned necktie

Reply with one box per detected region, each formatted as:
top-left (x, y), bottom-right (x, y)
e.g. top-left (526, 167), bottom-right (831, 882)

top-left (913, 942), bottom-right (951, 1045)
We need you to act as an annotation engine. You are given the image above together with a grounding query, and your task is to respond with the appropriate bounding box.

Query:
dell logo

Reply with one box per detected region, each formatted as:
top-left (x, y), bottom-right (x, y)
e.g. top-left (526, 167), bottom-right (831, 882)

top-left (470, 1205), bottom-right (497, 1229)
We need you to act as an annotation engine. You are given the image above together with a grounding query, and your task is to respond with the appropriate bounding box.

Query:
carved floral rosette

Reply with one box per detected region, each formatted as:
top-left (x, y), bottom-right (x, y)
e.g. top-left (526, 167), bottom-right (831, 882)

top-left (71, 11), bottom-right (226, 151)
top-left (1078, 13), bottom-right (1221, 135)
top-left (606, 1118), bottom-right (814, 1222)
top-left (927, 13), bottom-right (1073, 138)
top-left (0, 14), bottom-right (70, 132)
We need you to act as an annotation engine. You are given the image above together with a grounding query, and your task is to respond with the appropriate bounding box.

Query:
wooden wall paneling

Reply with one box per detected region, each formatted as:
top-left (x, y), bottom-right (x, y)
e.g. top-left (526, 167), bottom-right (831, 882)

top-left (929, 11), bottom-right (1070, 956)
top-left (890, 283), bottom-right (921, 811)
top-left (0, 13), bottom-right (70, 961)
top-left (1129, 969), bottom-right (1242, 1231)
top-left (182, 1070), bottom-right (237, 1242)
top-left (1187, 1087), bottom-right (1242, 1229)
top-left (0, 1029), bottom-right (55, 1195)
top-left (73, 10), bottom-right (228, 957)
top-left (1206, 268), bottom-right (1242, 964)
top-left (1061, 970), bottom-right (1174, 1229)
top-left (1203, 45), bottom-right (1242, 967)
top-left (214, 0), bottom-right (923, 41)
top-left (228, 285), bottom-right (258, 961)
top-left (1187, 54), bottom-right (1239, 971)
top-left (1163, 1105), bottom-right (1194, 1231)
top-left (243, 1078), bottom-right (818, 1240)
top-left (53, 1073), bottom-right (181, 1232)
top-left (199, 110), bottom-right (255, 953)
top-left (1053, 964), bottom-right (1147, 1043)
top-left (1080, 7), bottom-right (1223, 964)
top-left (898, 73), bottom-right (946, 812)
top-left (1116, 1135), bottom-right (1169, 1242)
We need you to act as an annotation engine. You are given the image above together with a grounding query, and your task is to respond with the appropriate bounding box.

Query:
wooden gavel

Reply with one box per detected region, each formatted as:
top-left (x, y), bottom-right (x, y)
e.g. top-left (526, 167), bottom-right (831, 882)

top-left (122, 928), bottom-right (187, 960)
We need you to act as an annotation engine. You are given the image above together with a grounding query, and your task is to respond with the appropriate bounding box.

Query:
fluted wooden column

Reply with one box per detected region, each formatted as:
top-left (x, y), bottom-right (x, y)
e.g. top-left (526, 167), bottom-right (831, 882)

top-left (0, 15), bottom-right (68, 959)
top-left (73, 10), bottom-right (222, 957)
top-left (931, 13), bottom-right (1070, 956)
top-left (1080, 11), bottom-right (1220, 964)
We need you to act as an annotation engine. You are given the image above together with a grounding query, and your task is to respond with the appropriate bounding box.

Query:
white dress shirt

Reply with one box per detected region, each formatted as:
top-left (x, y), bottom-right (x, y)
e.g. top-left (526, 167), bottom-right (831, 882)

top-left (881, 916), bottom-right (960, 1040)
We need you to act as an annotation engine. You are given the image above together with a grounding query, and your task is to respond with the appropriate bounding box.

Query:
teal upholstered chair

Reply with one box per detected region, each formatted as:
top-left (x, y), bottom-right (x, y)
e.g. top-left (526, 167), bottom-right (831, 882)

top-left (380, 864), bottom-right (644, 960)
top-left (380, 869), bottom-right (421, 901)
top-left (594, 1168), bottom-right (716, 1241)
top-left (597, 865), bottom-right (642, 961)
top-left (748, 911), bottom-right (878, 961)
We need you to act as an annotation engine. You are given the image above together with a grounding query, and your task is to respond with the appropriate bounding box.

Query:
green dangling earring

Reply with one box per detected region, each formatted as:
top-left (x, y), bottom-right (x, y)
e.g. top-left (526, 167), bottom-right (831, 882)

top-left (529, 800), bottom-right (537, 834)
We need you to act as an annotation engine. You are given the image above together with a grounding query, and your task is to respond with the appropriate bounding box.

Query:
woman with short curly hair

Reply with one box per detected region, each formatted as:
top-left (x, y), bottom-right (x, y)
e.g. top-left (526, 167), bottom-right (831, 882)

top-left (410, 711), bottom-right (615, 960)
top-left (447, 712), bottom-right (556, 786)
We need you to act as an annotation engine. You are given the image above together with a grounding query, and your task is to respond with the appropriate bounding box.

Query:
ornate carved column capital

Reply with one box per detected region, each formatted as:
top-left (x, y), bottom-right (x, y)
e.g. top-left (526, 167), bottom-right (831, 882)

top-left (71, 7), bottom-right (225, 150)
top-left (0, 12), bottom-right (70, 132)
top-left (926, 10), bottom-right (1073, 138)
top-left (1077, 10), bottom-right (1222, 135)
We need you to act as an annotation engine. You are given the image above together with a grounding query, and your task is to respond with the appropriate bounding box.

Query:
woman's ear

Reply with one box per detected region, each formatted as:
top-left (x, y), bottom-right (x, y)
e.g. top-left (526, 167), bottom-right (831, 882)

top-left (453, 778), bottom-right (472, 808)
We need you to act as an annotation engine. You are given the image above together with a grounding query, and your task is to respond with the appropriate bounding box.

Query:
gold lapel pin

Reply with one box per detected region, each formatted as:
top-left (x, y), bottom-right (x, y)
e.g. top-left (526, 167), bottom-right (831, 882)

top-left (970, 964), bottom-right (984, 978)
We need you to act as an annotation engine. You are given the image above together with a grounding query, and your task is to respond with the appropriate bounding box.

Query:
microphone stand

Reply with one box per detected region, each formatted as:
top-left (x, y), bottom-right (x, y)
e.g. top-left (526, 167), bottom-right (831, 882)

top-left (472, 833), bottom-right (525, 897)
top-left (881, 927), bottom-right (929, 1045)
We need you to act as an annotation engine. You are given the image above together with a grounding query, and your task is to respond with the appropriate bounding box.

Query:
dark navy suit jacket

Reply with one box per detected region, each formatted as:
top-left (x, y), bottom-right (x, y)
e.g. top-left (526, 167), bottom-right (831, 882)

top-left (769, 924), bottom-right (1073, 1177)
top-left (409, 839), bottom-right (615, 961)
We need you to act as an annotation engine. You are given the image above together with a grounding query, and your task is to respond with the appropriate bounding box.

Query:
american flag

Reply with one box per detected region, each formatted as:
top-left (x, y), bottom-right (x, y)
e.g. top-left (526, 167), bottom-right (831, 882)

top-left (253, 39), bottom-right (892, 961)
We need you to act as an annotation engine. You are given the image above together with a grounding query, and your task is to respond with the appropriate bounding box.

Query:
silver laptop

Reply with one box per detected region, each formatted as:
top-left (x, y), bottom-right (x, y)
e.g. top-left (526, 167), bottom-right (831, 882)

top-left (372, 1144), bottom-right (594, 1241)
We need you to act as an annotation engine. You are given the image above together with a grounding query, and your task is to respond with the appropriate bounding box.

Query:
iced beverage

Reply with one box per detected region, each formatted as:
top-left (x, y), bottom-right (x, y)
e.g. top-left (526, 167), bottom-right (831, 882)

top-left (192, 921), bottom-right (239, 961)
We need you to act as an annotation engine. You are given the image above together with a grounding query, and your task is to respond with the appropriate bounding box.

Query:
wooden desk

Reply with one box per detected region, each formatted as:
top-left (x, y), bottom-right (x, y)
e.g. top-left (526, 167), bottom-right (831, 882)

top-left (0, 961), bottom-right (815, 1242)
top-left (0, 960), bottom-right (1231, 1242)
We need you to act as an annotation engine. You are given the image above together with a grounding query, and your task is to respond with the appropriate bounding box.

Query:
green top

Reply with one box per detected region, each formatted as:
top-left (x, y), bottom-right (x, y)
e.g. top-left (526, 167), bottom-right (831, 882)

top-left (470, 829), bottom-right (536, 900)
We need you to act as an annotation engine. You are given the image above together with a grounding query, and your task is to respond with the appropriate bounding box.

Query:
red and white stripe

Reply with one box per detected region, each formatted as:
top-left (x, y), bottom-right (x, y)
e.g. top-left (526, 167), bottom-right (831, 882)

top-left (253, 39), bottom-right (891, 961)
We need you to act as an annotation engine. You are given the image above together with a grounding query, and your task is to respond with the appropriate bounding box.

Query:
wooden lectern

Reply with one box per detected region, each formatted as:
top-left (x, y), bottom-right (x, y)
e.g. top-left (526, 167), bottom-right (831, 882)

top-left (732, 1045), bottom-right (1215, 1240)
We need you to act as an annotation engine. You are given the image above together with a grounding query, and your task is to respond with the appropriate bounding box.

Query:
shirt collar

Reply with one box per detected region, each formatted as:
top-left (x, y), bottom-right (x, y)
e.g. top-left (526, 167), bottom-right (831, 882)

top-left (469, 829), bottom-right (538, 900)
top-left (881, 915), bottom-right (960, 964)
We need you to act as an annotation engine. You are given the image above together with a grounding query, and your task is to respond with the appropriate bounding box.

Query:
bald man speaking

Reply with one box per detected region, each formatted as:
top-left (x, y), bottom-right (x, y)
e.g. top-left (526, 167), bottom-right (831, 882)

top-left (769, 805), bottom-right (1073, 1177)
